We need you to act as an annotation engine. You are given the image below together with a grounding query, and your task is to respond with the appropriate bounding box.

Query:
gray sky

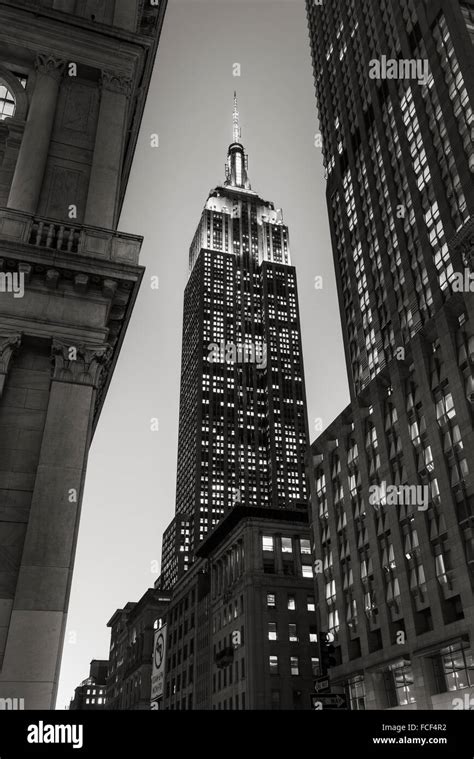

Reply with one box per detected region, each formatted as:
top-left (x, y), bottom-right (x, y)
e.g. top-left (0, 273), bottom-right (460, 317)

top-left (57, 0), bottom-right (349, 709)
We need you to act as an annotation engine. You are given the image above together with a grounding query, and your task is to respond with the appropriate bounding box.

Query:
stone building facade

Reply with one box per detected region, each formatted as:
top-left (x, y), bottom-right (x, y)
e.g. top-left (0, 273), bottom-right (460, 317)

top-left (106, 589), bottom-right (170, 710)
top-left (306, 0), bottom-right (474, 709)
top-left (69, 659), bottom-right (108, 710)
top-left (0, 0), bottom-right (167, 708)
top-left (160, 507), bottom-right (318, 711)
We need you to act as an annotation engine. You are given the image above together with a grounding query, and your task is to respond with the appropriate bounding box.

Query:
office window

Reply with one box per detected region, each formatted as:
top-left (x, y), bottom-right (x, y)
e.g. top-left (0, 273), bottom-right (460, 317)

top-left (262, 535), bottom-right (274, 552)
top-left (300, 538), bottom-right (312, 554)
top-left (309, 626), bottom-right (318, 643)
top-left (289, 624), bottom-right (298, 642)
top-left (311, 657), bottom-right (320, 676)
top-left (268, 622), bottom-right (277, 641)
top-left (440, 643), bottom-right (473, 691)
top-left (348, 675), bottom-right (366, 710)
top-left (288, 595), bottom-right (296, 610)
top-left (302, 564), bottom-right (314, 578)
top-left (307, 595), bottom-right (316, 612)
top-left (267, 593), bottom-right (276, 608)
top-left (269, 655), bottom-right (279, 674)
top-left (386, 661), bottom-right (416, 706)
top-left (281, 537), bottom-right (293, 553)
top-left (290, 656), bottom-right (299, 676)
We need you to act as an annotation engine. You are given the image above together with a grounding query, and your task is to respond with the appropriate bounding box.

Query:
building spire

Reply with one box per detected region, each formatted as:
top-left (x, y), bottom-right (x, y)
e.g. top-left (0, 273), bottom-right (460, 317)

top-left (233, 91), bottom-right (241, 144)
top-left (225, 92), bottom-right (251, 190)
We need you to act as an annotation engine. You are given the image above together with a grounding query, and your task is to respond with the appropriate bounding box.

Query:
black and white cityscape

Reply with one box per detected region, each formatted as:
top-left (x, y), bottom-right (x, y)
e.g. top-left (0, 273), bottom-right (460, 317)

top-left (0, 0), bottom-right (473, 749)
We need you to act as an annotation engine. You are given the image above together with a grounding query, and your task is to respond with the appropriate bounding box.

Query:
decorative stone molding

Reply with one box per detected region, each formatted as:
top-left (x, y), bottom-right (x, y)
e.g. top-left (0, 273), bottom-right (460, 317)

top-left (18, 262), bottom-right (32, 283)
top-left (0, 333), bottom-right (21, 375)
top-left (35, 54), bottom-right (67, 83)
top-left (73, 273), bottom-right (89, 292)
top-left (45, 269), bottom-right (60, 289)
top-left (51, 340), bottom-right (112, 388)
top-left (101, 70), bottom-right (132, 97)
top-left (103, 279), bottom-right (118, 298)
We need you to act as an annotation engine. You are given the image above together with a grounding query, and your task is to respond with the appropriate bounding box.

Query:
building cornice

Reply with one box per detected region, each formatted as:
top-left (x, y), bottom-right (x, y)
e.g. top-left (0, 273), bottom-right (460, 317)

top-left (0, 210), bottom-right (145, 431)
top-left (196, 505), bottom-right (310, 559)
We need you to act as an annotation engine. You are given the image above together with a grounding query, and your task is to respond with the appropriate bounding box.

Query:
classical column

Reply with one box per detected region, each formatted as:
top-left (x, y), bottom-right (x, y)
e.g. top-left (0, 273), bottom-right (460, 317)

top-left (7, 54), bottom-right (65, 215)
top-left (0, 340), bottom-right (111, 709)
top-left (84, 71), bottom-right (132, 229)
top-left (0, 334), bottom-right (21, 397)
top-left (113, 0), bottom-right (138, 31)
top-left (52, 0), bottom-right (76, 11)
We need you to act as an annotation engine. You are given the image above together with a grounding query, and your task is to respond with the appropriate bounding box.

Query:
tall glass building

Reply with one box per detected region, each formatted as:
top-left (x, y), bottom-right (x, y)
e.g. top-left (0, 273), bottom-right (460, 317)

top-left (306, 0), bottom-right (474, 709)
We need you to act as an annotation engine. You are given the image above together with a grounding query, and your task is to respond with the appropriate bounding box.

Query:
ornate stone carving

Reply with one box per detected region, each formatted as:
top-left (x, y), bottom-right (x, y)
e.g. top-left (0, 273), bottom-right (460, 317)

top-left (51, 340), bottom-right (112, 387)
top-left (0, 333), bottom-right (21, 375)
top-left (101, 70), bottom-right (132, 97)
top-left (35, 54), bottom-right (67, 83)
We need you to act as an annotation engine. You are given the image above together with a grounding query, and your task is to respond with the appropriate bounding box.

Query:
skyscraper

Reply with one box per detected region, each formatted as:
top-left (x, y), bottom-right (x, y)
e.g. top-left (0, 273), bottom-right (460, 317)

top-left (161, 96), bottom-right (310, 588)
top-left (306, 0), bottom-right (474, 709)
top-left (154, 98), bottom-right (317, 710)
top-left (0, 0), bottom-right (167, 709)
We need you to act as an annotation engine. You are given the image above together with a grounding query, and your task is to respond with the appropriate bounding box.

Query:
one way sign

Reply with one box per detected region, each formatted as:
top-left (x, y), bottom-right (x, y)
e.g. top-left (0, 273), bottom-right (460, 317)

top-left (311, 693), bottom-right (347, 710)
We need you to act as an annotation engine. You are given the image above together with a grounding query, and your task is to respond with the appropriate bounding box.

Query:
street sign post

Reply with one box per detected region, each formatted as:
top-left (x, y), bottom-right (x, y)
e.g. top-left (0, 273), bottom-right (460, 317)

top-left (314, 677), bottom-right (330, 692)
top-left (311, 693), bottom-right (348, 710)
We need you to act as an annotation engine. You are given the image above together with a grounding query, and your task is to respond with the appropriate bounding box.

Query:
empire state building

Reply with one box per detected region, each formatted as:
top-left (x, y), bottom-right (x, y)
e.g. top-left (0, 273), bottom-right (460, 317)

top-left (161, 96), bottom-right (310, 588)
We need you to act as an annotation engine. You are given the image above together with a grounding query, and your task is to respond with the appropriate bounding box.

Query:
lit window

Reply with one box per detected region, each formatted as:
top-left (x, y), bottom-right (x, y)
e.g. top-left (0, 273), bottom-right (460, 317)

top-left (302, 565), bottom-right (313, 578)
top-left (269, 655), bottom-right (279, 674)
top-left (287, 595), bottom-right (296, 611)
top-left (440, 643), bottom-right (473, 691)
top-left (387, 660), bottom-right (416, 706)
top-left (300, 539), bottom-right (311, 554)
top-left (262, 535), bottom-right (274, 552)
top-left (348, 675), bottom-right (366, 710)
top-left (0, 83), bottom-right (14, 120)
top-left (281, 537), bottom-right (293, 553)
top-left (307, 596), bottom-right (316, 612)
top-left (268, 622), bottom-right (277, 641)
top-left (290, 657), bottom-right (299, 676)
top-left (267, 593), bottom-right (276, 608)
top-left (289, 624), bottom-right (298, 642)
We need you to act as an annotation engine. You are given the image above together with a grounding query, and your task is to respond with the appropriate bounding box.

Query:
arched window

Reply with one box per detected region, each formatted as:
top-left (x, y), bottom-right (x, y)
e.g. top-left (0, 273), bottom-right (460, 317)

top-left (0, 83), bottom-right (15, 120)
top-left (0, 72), bottom-right (27, 121)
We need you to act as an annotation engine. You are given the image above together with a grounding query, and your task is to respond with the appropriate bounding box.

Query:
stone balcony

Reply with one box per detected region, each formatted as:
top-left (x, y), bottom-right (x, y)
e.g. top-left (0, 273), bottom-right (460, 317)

top-left (0, 207), bottom-right (143, 266)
